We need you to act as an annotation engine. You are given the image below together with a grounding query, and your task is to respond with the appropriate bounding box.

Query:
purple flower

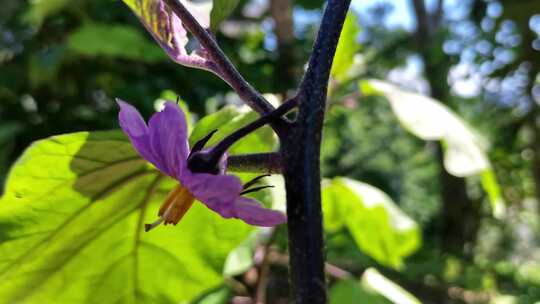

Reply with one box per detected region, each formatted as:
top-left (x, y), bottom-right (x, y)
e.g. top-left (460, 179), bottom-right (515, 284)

top-left (117, 99), bottom-right (287, 230)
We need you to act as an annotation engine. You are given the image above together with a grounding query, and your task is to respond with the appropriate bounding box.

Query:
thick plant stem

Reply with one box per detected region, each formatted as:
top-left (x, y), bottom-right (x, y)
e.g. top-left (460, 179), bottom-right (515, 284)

top-left (281, 1), bottom-right (351, 303)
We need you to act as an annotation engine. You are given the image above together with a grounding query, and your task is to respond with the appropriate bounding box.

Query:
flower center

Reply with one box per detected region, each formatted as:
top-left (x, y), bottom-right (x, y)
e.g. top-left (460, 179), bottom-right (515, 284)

top-left (144, 185), bottom-right (195, 232)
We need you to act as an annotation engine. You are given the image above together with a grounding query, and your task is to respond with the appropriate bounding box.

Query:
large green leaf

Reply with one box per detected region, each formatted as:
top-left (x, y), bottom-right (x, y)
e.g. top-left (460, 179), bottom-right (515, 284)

top-left (363, 80), bottom-right (506, 218)
top-left (322, 177), bottom-right (420, 269)
top-left (331, 12), bottom-right (361, 81)
top-left (67, 23), bottom-right (166, 62)
top-left (210, 0), bottom-right (240, 30)
top-left (0, 131), bottom-right (252, 303)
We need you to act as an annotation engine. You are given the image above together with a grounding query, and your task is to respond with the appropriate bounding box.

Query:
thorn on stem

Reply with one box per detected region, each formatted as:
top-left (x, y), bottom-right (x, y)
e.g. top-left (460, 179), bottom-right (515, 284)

top-left (240, 185), bottom-right (275, 195)
top-left (243, 174), bottom-right (271, 190)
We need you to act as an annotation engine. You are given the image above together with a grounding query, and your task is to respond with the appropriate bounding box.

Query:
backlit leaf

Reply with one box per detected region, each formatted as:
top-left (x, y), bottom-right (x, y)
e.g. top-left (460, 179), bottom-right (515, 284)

top-left (329, 268), bottom-right (421, 304)
top-left (0, 131), bottom-right (252, 303)
top-left (322, 177), bottom-right (421, 269)
top-left (331, 12), bottom-right (361, 81)
top-left (363, 80), bottom-right (506, 218)
top-left (189, 105), bottom-right (277, 154)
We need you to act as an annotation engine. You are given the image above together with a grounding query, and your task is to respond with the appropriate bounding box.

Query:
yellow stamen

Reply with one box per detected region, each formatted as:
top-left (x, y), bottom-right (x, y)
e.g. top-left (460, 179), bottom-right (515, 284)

top-left (144, 185), bottom-right (195, 232)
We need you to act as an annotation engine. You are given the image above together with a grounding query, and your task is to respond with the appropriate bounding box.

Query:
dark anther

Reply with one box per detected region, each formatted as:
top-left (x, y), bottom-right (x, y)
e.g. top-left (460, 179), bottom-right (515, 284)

top-left (176, 96), bottom-right (180, 104)
top-left (243, 174), bottom-right (271, 190)
top-left (189, 129), bottom-right (218, 158)
top-left (240, 185), bottom-right (274, 195)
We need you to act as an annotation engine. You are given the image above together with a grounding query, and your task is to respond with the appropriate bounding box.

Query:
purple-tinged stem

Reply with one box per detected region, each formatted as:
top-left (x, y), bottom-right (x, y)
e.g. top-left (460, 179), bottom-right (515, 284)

top-left (161, 0), bottom-right (288, 132)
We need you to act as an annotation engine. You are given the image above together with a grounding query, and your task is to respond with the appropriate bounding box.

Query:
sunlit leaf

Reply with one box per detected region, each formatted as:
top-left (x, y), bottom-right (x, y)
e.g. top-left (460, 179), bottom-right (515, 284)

top-left (189, 105), bottom-right (277, 154)
top-left (67, 23), bottom-right (166, 62)
top-left (480, 169), bottom-right (506, 218)
top-left (361, 268), bottom-right (421, 304)
top-left (329, 268), bottom-right (420, 304)
top-left (331, 12), bottom-right (360, 81)
top-left (365, 80), bottom-right (489, 176)
top-left (362, 80), bottom-right (506, 217)
top-left (223, 233), bottom-right (257, 276)
top-left (210, 0), bottom-right (240, 30)
top-left (0, 131), bottom-right (252, 303)
top-left (121, 0), bottom-right (212, 68)
top-left (322, 177), bottom-right (421, 269)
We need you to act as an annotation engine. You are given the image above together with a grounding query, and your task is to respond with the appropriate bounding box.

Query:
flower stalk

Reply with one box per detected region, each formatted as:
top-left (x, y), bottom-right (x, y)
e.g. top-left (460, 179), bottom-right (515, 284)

top-left (188, 98), bottom-right (297, 174)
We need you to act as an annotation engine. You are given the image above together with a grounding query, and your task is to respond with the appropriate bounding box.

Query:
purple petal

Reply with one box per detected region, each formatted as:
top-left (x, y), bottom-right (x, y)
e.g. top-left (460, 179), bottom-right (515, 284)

top-left (233, 197), bottom-right (287, 227)
top-left (117, 99), bottom-right (158, 166)
top-left (184, 173), bottom-right (243, 218)
top-left (147, 102), bottom-right (190, 179)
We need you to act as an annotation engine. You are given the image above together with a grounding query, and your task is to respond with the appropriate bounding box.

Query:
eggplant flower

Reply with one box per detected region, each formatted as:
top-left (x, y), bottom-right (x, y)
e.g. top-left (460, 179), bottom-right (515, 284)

top-left (117, 100), bottom-right (286, 231)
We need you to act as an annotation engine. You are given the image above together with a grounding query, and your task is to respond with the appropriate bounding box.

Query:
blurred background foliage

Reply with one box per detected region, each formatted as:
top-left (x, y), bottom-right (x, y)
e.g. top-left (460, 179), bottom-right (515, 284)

top-left (1, 0), bottom-right (540, 303)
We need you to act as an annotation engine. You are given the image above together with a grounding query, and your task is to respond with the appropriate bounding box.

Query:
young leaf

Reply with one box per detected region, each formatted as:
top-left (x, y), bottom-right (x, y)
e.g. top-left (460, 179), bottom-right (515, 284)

top-left (210, 0), bottom-right (240, 30)
top-left (331, 12), bottom-right (361, 81)
top-left (0, 131), bottom-right (252, 303)
top-left (122, 0), bottom-right (212, 69)
top-left (322, 177), bottom-right (421, 269)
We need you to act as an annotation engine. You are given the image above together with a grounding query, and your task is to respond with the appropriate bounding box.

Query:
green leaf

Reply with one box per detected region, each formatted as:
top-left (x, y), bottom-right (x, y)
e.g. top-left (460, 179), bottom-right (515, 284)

top-left (362, 80), bottom-right (506, 217)
top-left (210, 0), bottom-right (240, 30)
top-left (329, 268), bottom-right (420, 304)
top-left (189, 105), bottom-right (277, 154)
top-left (0, 131), bottom-right (252, 303)
top-left (331, 12), bottom-right (361, 81)
top-left (223, 233), bottom-right (257, 276)
top-left (66, 23), bottom-right (167, 62)
top-left (322, 177), bottom-right (421, 269)
top-left (361, 268), bottom-right (421, 304)
top-left (364, 80), bottom-right (489, 177)
top-left (480, 169), bottom-right (506, 219)
top-left (192, 286), bottom-right (232, 304)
